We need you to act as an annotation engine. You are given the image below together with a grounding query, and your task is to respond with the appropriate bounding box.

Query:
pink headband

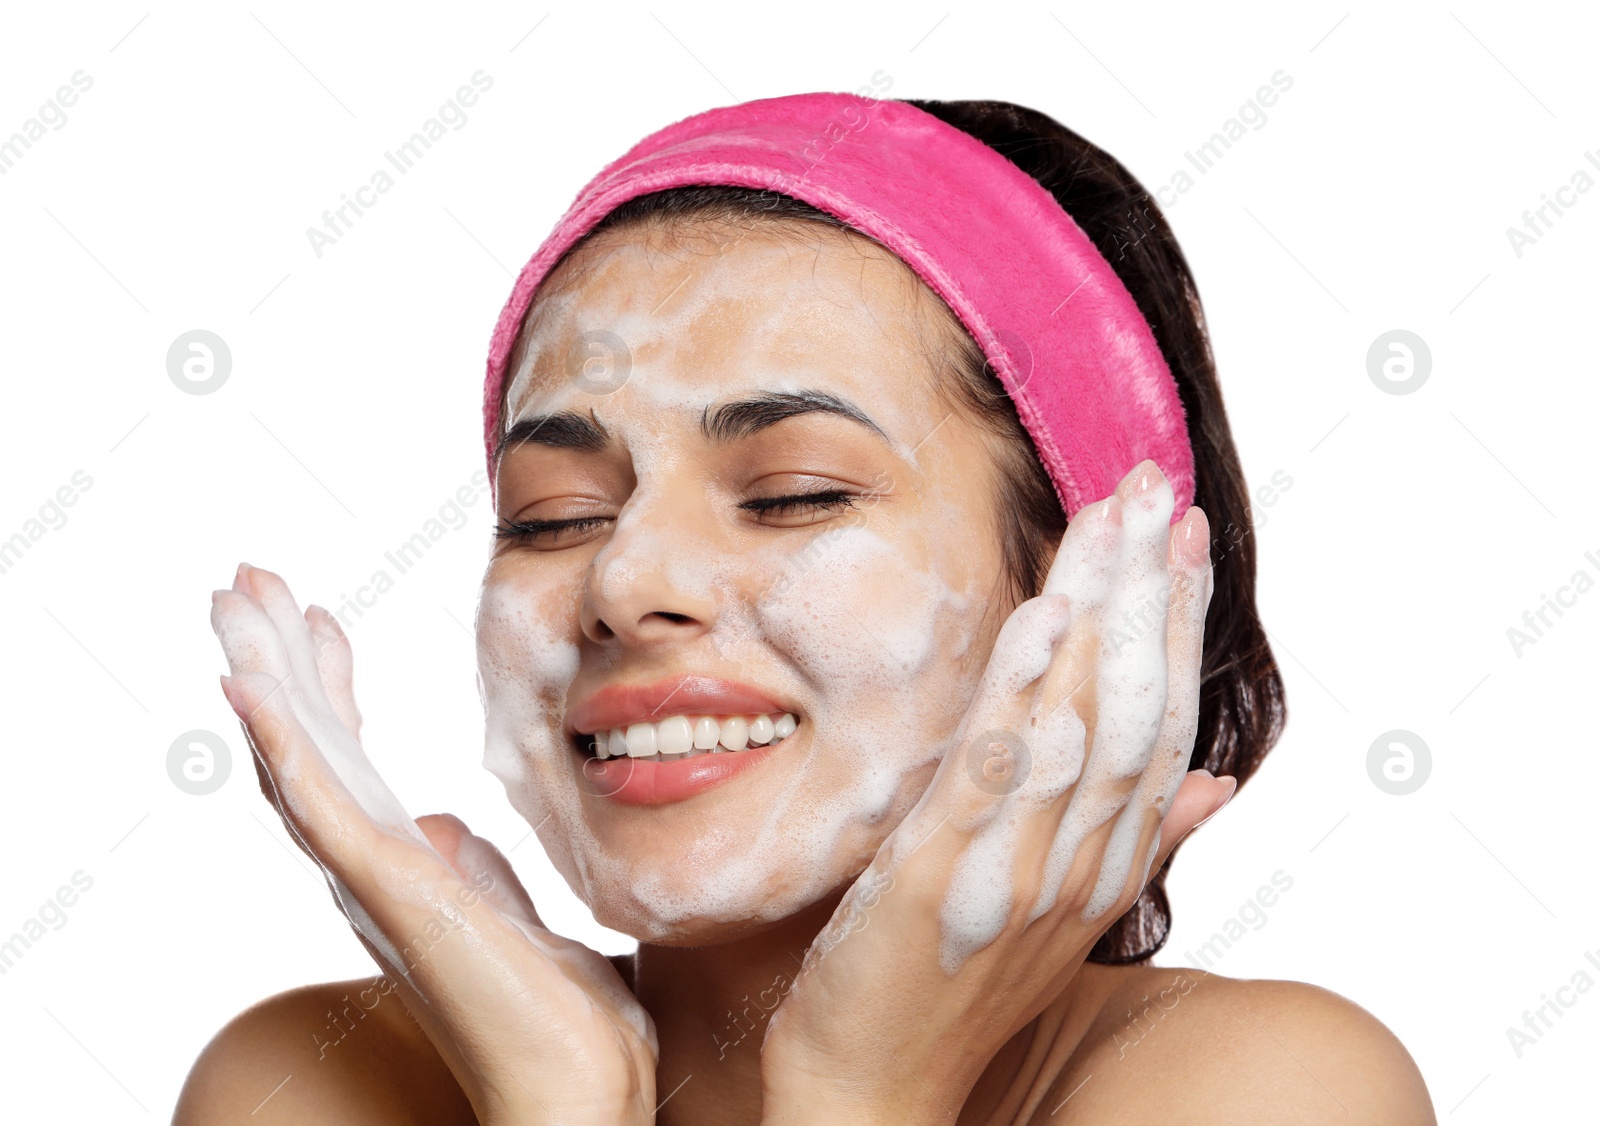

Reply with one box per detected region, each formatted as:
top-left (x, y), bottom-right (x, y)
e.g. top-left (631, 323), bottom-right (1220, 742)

top-left (483, 92), bottom-right (1195, 523)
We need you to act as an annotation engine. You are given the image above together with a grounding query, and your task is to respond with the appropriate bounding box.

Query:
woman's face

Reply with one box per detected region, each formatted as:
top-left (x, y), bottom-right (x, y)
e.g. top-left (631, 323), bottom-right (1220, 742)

top-left (478, 218), bottom-right (1017, 943)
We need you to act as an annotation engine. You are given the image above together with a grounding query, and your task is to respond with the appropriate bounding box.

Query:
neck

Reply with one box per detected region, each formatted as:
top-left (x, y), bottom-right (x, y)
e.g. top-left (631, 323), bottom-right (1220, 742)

top-left (632, 894), bottom-right (838, 1126)
top-left (629, 895), bottom-right (1110, 1124)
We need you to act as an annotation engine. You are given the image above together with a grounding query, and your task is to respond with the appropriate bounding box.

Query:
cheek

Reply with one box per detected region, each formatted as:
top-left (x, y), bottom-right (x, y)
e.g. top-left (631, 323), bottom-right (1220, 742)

top-left (476, 564), bottom-right (584, 705)
top-left (476, 562), bottom-right (604, 899)
top-left (748, 524), bottom-right (985, 751)
top-left (476, 564), bottom-right (588, 826)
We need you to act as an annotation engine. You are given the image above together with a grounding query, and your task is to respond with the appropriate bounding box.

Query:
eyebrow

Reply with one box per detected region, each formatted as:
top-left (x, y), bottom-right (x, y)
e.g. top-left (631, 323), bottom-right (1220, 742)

top-left (700, 391), bottom-right (888, 445)
top-left (496, 411), bottom-right (610, 462)
top-left (497, 390), bottom-right (889, 463)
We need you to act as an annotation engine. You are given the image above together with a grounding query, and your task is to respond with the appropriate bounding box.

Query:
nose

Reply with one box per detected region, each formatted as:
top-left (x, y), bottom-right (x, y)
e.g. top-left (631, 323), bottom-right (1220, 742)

top-left (579, 495), bottom-right (718, 646)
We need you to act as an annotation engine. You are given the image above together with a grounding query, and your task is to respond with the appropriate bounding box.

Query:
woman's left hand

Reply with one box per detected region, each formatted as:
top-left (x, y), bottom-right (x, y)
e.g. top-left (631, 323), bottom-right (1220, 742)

top-left (758, 460), bottom-right (1235, 1124)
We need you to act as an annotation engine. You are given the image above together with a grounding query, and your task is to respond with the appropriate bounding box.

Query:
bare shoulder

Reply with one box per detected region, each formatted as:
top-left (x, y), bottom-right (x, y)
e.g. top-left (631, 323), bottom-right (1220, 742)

top-left (1032, 965), bottom-right (1436, 1125)
top-left (173, 977), bottom-right (474, 1125)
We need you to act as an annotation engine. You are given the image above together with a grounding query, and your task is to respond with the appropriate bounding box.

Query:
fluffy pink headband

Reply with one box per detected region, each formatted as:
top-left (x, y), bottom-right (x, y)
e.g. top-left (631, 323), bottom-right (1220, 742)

top-left (483, 92), bottom-right (1195, 523)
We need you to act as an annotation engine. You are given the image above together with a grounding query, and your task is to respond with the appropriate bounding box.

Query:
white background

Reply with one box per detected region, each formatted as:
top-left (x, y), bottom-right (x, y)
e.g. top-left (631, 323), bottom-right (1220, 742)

top-left (1, 1), bottom-right (1594, 1119)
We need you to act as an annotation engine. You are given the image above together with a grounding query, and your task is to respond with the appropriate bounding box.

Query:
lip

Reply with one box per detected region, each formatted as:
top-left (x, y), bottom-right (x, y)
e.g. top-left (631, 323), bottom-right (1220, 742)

top-left (566, 674), bottom-right (792, 736)
top-left (576, 741), bottom-right (786, 805)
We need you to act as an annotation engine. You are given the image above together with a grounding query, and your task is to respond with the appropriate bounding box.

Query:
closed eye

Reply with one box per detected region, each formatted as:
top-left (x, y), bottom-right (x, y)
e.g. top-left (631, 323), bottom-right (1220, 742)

top-left (496, 489), bottom-right (868, 546)
top-left (740, 490), bottom-right (859, 520)
top-left (495, 516), bottom-right (612, 544)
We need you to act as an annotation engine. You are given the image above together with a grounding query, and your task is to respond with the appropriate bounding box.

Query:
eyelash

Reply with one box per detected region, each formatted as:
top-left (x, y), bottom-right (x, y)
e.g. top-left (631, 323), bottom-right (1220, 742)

top-left (739, 489), bottom-right (860, 518)
top-left (494, 516), bottom-right (610, 543)
top-left (494, 490), bottom-right (860, 545)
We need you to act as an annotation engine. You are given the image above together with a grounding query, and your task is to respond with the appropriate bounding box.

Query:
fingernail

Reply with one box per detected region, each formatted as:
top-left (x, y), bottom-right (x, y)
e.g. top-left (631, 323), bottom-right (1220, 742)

top-left (218, 674), bottom-right (244, 717)
top-left (1195, 775), bottom-right (1237, 829)
top-left (1178, 507), bottom-right (1209, 568)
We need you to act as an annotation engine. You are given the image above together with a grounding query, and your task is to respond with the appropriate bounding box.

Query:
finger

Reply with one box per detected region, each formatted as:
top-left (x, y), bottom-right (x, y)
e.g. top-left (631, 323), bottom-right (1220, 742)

top-left (220, 667), bottom-right (399, 872)
top-left (931, 590), bottom-right (1089, 970)
top-left (895, 475), bottom-right (1135, 845)
top-left (306, 604), bottom-right (362, 739)
top-left (212, 587), bottom-right (293, 687)
top-left (935, 593), bottom-right (1075, 821)
top-left (213, 581), bottom-right (418, 838)
top-left (235, 564), bottom-right (330, 715)
top-left (1081, 504), bottom-right (1209, 920)
top-left (1077, 462), bottom-right (1175, 786)
top-left (1030, 462), bottom-right (1174, 919)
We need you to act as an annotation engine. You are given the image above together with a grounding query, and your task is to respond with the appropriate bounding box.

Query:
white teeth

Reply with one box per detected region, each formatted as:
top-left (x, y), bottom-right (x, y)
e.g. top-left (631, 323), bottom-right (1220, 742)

top-left (625, 723), bottom-right (657, 759)
top-left (719, 716), bottom-right (748, 752)
top-left (583, 712), bottom-right (799, 761)
top-left (657, 715), bottom-right (692, 756)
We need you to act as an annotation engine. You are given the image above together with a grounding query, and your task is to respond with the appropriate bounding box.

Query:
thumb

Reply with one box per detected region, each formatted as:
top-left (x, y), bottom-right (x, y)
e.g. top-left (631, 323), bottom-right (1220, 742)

top-left (416, 813), bottom-right (546, 932)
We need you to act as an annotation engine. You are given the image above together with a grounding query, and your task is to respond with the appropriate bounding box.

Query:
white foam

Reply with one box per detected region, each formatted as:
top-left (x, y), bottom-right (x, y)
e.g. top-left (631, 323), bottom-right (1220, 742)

top-left (479, 226), bottom-right (1202, 962)
top-left (478, 476), bottom-right (983, 940)
top-left (924, 474), bottom-right (1201, 973)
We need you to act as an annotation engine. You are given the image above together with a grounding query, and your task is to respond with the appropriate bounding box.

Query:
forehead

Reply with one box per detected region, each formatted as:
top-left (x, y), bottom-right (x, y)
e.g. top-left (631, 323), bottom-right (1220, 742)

top-left (501, 220), bottom-right (958, 433)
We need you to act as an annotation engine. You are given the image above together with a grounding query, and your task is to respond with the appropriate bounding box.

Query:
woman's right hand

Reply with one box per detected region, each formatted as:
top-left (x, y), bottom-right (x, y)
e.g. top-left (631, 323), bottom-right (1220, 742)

top-left (211, 563), bottom-right (657, 1126)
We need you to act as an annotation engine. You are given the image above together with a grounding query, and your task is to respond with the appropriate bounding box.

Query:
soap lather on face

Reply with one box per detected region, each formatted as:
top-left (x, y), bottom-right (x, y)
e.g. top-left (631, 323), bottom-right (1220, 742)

top-left (478, 217), bottom-right (1021, 944)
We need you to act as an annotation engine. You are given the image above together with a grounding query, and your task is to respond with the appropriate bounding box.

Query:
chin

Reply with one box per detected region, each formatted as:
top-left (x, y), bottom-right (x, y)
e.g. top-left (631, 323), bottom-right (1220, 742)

top-left (554, 831), bottom-right (863, 945)
top-left (584, 866), bottom-right (859, 947)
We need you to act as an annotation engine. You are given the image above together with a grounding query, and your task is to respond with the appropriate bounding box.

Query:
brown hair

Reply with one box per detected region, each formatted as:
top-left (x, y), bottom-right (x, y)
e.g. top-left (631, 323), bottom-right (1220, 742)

top-left (503, 98), bottom-right (1287, 963)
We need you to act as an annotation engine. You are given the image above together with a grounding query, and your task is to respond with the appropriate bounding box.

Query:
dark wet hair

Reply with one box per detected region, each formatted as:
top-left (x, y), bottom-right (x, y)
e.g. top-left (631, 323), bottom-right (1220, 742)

top-left (504, 98), bottom-right (1287, 963)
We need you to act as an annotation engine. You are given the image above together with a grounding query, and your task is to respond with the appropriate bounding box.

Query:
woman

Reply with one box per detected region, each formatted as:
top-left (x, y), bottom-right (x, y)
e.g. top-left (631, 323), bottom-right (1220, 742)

top-left (177, 94), bottom-right (1435, 1123)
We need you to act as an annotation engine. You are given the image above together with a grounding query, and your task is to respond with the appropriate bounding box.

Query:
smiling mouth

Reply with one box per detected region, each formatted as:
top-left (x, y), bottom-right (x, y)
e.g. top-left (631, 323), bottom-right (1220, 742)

top-left (574, 711), bottom-right (800, 763)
